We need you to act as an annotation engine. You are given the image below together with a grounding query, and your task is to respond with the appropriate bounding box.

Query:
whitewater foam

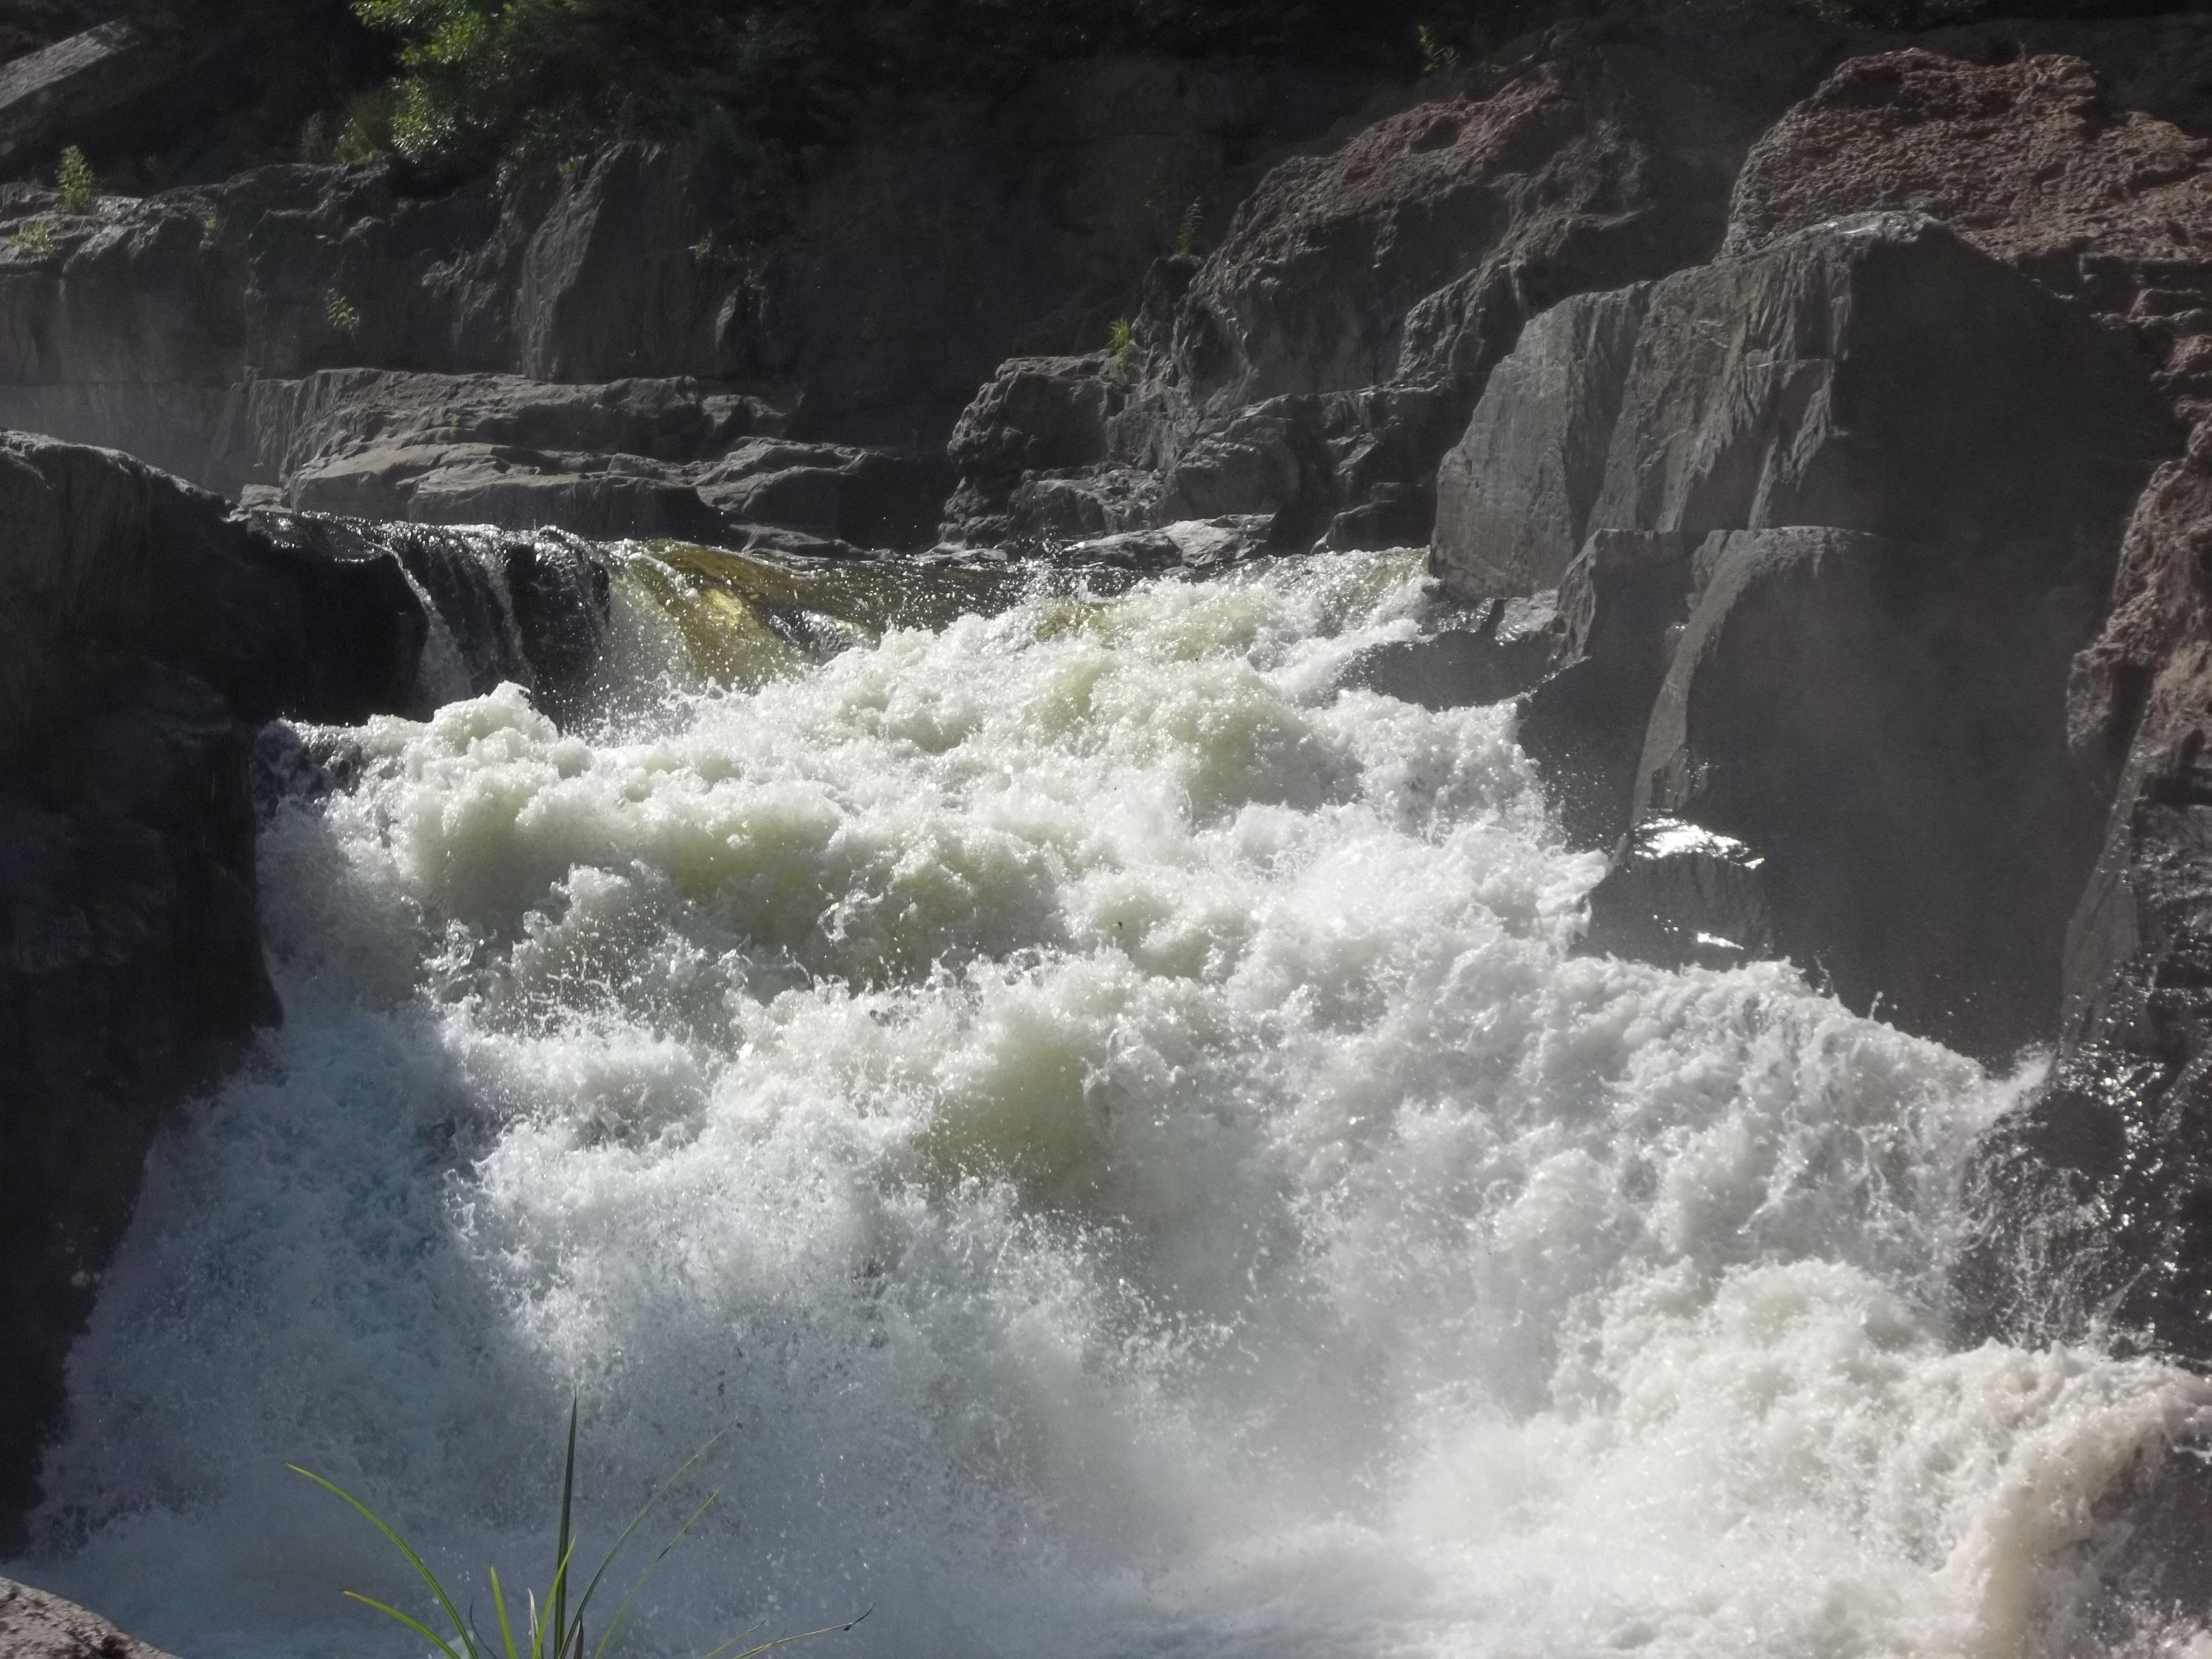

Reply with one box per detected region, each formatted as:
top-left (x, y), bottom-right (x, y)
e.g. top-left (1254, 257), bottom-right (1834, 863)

top-left (15, 549), bottom-right (2210, 1659)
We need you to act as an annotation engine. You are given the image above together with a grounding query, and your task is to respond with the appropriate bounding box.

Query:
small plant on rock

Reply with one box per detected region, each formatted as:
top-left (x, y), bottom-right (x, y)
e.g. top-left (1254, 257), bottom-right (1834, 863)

top-left (324, 290), bottom-right (364, 341)
top-left (1416, 24), bottom-right (1461, 76)
top-left (293, 1401), bottom-right (867, 1659)
top-left (56, 145), bottom-right (98, 213)
top-left (336, 86), bottom-right (402, 166)
top-left (9, 220), bottom-right (56, 257)
top-left (1174, 200), bottom-right (1203, 260)
top-left (1106, 316), bottom-right (1135, 383)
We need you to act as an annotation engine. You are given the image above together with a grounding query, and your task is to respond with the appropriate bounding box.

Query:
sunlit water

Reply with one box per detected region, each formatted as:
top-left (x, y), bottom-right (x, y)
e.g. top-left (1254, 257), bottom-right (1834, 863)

top-left (15, 548), bottom-right (2212, 1659)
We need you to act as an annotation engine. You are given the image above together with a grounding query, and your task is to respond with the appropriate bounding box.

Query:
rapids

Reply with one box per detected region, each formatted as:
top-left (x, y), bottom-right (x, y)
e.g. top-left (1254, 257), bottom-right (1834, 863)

top-left (14, 546), bottom-right (2212, 1659)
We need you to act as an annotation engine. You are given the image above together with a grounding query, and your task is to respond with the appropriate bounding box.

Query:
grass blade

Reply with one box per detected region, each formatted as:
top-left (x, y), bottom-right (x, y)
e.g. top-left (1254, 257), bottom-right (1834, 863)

top-left (554, 1401), bottom-right (578, 1659)
top-left (492, 1566), bottom-right (519, 1659)
top-left (705, 1607), bottom-right (873, 1659)
top-left (589, 1489), bottom-right (720, 1659)
top-left (291, 1463), bottom-right (471, 1653)
top-left (567, 1430), bottom-right (726, 1644)
top-left (341, 1590), bottom-right (470, 1659)
top-left (538, 1538), bottom-right (578, 1659)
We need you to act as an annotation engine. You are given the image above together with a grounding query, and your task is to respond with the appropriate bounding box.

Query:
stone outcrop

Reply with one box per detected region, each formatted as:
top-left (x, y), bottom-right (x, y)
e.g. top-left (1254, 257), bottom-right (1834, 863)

top-left (0, 1576), bottom-right (178, 1659)
top-left (0, 24), bottom-right (199, 178)
top-left (0, 433), bottom-right (428, 1555)
top-left (1725, 45), bottom-right (2212, 425)
top-left (0, 55), bottom-right (1377, 547)
top-left (1953, 427), bottom-right (2212, 1359)
top-left (209, 370), bottom-right (949, 548)
top-left (938, 21), bottom-right (1837, 554)
top-left (1665, 36), bottom-right (2212, 1363)
top-left (1426, 213), bottom-right (2172, 1055)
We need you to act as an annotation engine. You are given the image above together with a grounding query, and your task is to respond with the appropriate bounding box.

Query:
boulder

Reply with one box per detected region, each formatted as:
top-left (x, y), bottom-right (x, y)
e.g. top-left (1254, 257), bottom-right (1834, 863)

top-left (1345, 594), bottom-right (1559, 713)
top-left (1582, 815), bottom-right (1776, 971)
top-left (1053, 515), bottom-right (1273, 571)
top-left (1723, 47), bottom-right (2212, 422)
top-left (1434, 213), bottom-right (2172, 604)
top-left (0, 1576), bottom-right (179, 1659)
top-left (1627, 526), bottom-right (2104, 1055)
top-left (1431, 215), bottom-right (2167, 1052)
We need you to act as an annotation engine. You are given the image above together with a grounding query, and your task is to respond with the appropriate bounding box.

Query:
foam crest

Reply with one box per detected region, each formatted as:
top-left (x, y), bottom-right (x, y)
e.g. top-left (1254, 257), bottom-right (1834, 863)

top-left (19, 551), bottom-right (2211, 1659)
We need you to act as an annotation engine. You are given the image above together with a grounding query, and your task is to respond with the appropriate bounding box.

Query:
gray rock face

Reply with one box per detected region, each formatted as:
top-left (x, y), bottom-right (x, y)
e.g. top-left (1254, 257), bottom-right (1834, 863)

top-left (1424, 214), bottom-right (2169, 1055)
top-left (1433, 212), bottom-right (2171, 601)
top-left (0, 433), bottom-right (427, 1554)
top-left (1583, 815), bottom-right (1776, 970)
top-left (941, 20), bottom-right (1822, 554)
top-left (1636, 526), bottom-right (2105, 1054)
top-left (0, 54), bottom-right (1378, 549)
top-left (0, 23), bottom-right (201, 176)
top-left (1432, 288), bottom-right (1653, 598)
top-left (0, 1576), bottom-right (179, 1659)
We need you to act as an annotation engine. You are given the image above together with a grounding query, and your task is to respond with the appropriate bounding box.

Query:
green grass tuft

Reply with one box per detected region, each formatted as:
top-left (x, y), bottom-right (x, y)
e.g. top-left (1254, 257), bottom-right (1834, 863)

top-left (56, 145), bottom-right (98, 213)
top-left (292, 1400), bottom-right (868, 1659)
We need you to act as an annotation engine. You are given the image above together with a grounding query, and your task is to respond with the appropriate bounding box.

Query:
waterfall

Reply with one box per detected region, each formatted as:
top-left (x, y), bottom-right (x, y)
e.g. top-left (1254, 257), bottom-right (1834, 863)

top-left (19, 548), bottom-right (2212, 1659)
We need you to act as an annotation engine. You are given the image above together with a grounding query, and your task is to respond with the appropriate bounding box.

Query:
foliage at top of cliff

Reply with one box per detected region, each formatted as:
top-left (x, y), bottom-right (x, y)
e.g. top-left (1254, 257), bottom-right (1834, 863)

top-left (275, 0), bottom-right (2212, 182)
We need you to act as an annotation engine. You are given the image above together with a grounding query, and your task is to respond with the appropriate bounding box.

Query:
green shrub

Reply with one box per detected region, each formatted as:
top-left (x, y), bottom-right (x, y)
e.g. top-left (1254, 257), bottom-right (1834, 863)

top-left (56, 145), bottom-right (97, 213)
top-left (339, 0), bottom-right (2081, 181)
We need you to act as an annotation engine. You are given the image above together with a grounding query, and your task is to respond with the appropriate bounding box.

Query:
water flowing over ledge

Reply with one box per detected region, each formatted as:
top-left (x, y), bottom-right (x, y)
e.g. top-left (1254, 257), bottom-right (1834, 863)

top-left (22, 551), bottom-right (2212, 1659)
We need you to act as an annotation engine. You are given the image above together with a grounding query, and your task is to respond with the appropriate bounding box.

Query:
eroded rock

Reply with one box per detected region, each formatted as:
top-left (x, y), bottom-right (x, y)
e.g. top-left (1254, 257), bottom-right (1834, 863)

top-left (943, 21), bottom-right (1817, 554)
top-left (0, 1576), bottom-right (179, 1659)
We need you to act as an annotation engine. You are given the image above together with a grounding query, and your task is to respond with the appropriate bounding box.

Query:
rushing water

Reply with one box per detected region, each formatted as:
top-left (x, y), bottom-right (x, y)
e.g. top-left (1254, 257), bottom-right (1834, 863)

top-left (17, 547), bottom-right (2212, 1659)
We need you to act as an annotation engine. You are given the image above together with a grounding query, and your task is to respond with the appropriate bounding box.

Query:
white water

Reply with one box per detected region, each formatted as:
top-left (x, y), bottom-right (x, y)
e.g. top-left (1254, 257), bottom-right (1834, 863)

top-left (18, 549), bottom-right (2212, 1659)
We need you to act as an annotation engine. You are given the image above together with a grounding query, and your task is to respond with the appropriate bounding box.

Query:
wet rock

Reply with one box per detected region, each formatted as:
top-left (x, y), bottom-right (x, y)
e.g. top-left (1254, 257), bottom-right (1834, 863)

top-left (1955, 432), bottom-right (2212, 1360)
top-left (0, 1575), bottom-right (180, 1659)
top-left (1636, 526), bottom-right (2105, 1056)
top-left (1345, 593), bottom-right (1559, 713)
top-left (0, 432), bottom-right (427, 1551)
top-left (1055, 516), bottom-right (1273, 571)
top-left (1516, 529), bottom-right (1695, 849)
top-left (1582, 816), bottom-right (1776, 971)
